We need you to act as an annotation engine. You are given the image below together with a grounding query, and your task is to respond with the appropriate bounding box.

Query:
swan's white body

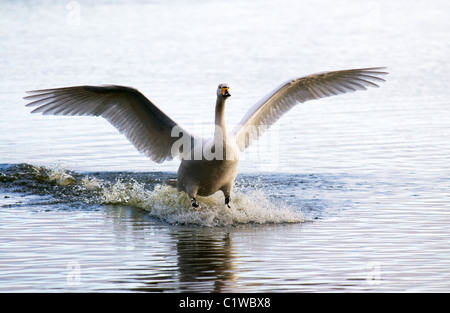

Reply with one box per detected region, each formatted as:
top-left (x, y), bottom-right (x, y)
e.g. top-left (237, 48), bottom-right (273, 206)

top-left (25, 67), bottom-right (387, 207)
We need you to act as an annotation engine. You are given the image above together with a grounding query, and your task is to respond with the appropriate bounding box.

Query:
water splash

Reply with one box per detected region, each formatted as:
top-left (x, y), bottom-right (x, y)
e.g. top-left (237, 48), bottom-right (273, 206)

top-left (39, 165), bottom-right (77, 186)
top-left (98, 179), bottom-right (304, 227)
top-left (1, 164), bottom-right (304, 226)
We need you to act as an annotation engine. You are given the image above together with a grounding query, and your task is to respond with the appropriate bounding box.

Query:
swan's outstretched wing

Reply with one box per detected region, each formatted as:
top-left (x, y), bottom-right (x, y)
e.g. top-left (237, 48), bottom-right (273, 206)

top-left (24, 85), bottom-right (194, 163)
top-left (232, 67), bottom-right (388, 151)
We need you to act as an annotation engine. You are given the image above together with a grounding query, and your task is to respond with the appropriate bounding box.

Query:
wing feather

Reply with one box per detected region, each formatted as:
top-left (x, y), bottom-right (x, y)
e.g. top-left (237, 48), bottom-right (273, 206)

top-left (232, 67), bottom-right (387, 150)
top-left (24, 85), bottom-right (193, 163)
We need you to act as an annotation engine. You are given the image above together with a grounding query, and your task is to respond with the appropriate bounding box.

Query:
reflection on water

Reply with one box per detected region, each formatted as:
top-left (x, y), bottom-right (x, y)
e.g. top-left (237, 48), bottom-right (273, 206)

top-left (104, 206), bottom-right (238, 293)
top-left (95, 205), bottom-right (294, 293)
top-left (174, 230), bottom-right (235, 293)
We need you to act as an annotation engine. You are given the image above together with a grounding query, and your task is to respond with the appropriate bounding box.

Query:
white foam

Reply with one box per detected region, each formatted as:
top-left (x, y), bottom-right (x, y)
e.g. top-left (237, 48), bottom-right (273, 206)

top-left (33, 165), bottom-right (77, 186)
top-left (29, 165), bottom-right (304, 227)
top-left (97, 179), bottom-right (304, 227)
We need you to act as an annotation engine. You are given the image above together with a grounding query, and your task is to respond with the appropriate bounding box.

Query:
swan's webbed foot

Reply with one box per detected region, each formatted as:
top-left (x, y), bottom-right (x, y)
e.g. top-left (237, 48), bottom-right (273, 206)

top-left (225, 195), bottom-right (231, 208)
top-left (191, 198), bottom-right (199, 208)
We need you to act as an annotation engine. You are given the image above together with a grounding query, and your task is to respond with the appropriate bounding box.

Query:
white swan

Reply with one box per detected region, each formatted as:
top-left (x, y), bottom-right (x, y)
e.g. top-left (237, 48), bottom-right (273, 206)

top-left (24, 67), bottom-right (387, 208)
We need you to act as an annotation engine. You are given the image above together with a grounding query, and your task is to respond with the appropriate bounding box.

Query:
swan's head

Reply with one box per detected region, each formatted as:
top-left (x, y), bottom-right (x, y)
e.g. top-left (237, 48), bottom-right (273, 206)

top-left (217, 83), bottom-right (231, 98)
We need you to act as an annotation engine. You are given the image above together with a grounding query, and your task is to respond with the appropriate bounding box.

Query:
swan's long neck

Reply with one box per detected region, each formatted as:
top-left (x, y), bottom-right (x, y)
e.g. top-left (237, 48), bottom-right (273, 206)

top-left (215, 96), bottom-right (227, 142)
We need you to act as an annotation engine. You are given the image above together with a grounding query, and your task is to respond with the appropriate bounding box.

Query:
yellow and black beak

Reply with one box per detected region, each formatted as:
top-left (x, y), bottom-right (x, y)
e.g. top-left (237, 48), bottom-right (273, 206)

top-left (221, 87), bottom-right (231, 97)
